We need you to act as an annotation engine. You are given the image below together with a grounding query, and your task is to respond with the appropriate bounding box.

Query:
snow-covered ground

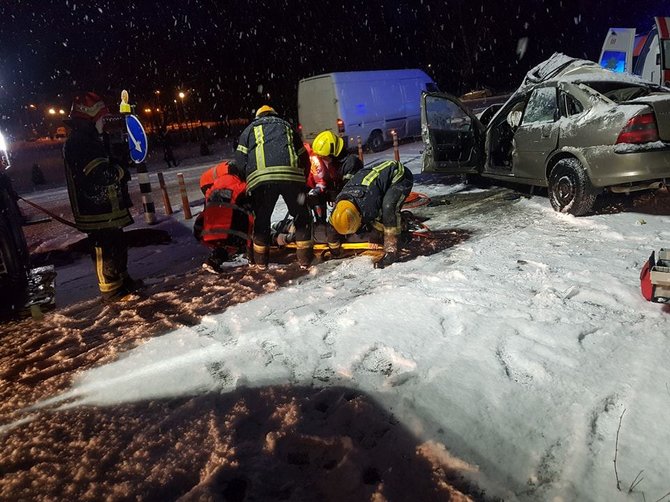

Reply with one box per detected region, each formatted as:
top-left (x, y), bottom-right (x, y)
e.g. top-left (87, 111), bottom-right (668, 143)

top-left (2, 141), bottom-right (670, 501)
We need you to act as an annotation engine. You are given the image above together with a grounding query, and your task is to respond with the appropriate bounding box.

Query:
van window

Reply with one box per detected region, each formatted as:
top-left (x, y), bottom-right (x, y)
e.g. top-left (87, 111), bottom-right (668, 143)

top-left (522, 87), bottom-right (557, 125)
top-left (663, 40), bottom-right (670, 70)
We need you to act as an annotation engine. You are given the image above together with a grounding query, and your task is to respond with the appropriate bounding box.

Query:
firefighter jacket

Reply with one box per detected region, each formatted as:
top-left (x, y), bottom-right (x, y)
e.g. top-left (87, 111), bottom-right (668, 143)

top-left (198, 173), bottom-right (252, 244)
top-left (63, 122), bottom-right (133, 232)
top-left (235, 114), bottom-right (308, 192)
top-left (336, 160), bottom-right (413, 232)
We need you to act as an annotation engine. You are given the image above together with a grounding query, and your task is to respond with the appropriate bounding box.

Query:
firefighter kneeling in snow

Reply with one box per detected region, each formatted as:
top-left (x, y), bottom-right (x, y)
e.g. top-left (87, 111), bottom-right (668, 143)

top-left (194, 161), bottom-right (252, 272)
top-left (63, 92), bottom-right (140, 302)
top-left (330, 160), bottom-right (413, 269)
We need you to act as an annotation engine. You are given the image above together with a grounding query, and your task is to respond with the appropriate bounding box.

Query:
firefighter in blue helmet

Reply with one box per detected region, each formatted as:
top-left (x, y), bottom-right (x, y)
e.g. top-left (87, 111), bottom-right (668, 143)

top-left (330, 160), bottom-right (413, 268)
top-left (63, 92), bottom-right (141, 301)
top-left (235, 105), bottom-right (312, 267)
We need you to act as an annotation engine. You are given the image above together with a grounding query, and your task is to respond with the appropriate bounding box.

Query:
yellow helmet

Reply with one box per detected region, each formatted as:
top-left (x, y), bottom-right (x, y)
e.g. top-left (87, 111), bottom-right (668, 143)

top-left (312, 130), bottom-right (344, 157)
top-left (255, 105), bottom-right (276, 117)
top-left (330, 200), bottom-right (362, 235)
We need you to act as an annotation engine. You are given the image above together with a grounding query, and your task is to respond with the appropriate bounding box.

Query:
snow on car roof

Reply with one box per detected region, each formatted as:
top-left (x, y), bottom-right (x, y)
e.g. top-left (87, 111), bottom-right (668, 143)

top-left (516, 52), bottom-right (655, 94)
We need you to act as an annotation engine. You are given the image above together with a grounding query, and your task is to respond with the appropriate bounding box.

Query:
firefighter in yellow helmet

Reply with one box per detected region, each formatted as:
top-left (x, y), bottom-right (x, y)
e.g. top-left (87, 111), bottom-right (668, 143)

top-left (309, 130), bottom-right (363, 255)
top-left (235, 105), bottom-right (312, 267)
top-left (330, 160), bottom-right (413, 268)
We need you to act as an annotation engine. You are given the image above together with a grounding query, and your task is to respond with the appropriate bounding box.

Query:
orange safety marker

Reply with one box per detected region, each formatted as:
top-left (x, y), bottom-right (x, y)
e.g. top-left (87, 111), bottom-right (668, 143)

top-left (392, 130), bottom-right (400, 162)
top-left (177, 173), bottom-right (192, 219)
top-left (357, 136), bottom-right (364, 162)
top-left (157, 172), bottom-right (173, 215)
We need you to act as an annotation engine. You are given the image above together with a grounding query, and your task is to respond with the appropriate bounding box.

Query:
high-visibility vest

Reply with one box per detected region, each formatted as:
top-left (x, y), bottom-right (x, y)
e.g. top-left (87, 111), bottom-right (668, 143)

top-left (200, 161), bottom-right (233, 194)
top-left (201, 174), bottom-right (251, 243)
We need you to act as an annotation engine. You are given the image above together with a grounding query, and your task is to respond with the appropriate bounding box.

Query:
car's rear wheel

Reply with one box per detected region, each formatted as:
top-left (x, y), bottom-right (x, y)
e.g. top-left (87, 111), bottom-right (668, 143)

top-left (368, 130), bottom-right (385, 152)
top-left (548, 158), bottom-right (596, 216)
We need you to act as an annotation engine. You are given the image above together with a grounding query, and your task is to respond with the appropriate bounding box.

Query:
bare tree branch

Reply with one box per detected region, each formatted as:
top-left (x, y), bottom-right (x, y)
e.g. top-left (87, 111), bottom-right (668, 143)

top-left (628, 470), bottom-right (644, 493)
top-left (614, 408), bottom-right (626, 491)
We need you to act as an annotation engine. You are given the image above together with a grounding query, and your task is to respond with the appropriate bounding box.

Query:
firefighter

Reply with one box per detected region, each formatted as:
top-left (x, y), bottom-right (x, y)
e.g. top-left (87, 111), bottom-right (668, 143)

top-left (63, 92), bottom-right (139, 301)
top-left (310, 130), bottom-right (363, 254)
top-left (235, 105), bottom-right (312, 268)
top-left (194, 161), bottom-right (252, 272)
top-left (330, 160), bottom-right (413, 269)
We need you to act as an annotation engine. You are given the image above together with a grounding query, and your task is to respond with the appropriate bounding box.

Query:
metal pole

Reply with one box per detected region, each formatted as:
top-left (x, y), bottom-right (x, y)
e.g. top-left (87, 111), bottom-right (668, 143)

top-left (136, 162), bottom-right (156, 224)
top-left (177, 172), bottom-right (192, 219)
top-left (357, 136), bottom-right (364, 162)
top-left (157, 172), bottom-right (173, 215)
top-left (392, 130), bottom-right (400, 162)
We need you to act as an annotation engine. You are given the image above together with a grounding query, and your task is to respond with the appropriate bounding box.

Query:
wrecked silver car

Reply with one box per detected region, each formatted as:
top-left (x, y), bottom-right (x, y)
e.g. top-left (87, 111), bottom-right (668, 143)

top-left (421, 53), bottom-right (670, 215)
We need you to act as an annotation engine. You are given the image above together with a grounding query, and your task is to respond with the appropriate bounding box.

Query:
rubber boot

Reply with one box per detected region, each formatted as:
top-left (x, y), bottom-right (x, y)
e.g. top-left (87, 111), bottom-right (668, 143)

top-left (252, 242), bottom-right (269, 269)
top-left (327, 240), bottom-right (342, 258)
top-left (296, 240), bottom-right (314, 268)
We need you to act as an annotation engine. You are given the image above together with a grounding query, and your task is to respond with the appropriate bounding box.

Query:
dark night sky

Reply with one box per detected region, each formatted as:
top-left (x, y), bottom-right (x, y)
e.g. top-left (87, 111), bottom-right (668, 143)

top-left (0, 0), bottom-right (666, 133)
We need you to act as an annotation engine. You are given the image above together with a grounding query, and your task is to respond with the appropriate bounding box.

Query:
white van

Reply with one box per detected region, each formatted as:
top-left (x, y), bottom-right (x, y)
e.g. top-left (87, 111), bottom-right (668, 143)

top-left (298, 69), bottom-right (438, 152)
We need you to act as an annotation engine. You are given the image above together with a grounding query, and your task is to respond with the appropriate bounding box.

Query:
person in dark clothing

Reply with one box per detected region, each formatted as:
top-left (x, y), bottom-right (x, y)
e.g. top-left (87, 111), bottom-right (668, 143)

top-left (161, 130), bottom-right (178, 168)
top-left (63, 92), bottom-right (140, 301)
top-left (235, 105), bottom-right (312, 267)
top-left (330, 160), bottom-right (413, 269)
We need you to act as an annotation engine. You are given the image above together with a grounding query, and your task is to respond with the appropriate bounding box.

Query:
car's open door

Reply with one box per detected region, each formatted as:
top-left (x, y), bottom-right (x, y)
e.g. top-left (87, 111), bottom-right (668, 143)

top-left (420, 92), bottom-right (483, 173)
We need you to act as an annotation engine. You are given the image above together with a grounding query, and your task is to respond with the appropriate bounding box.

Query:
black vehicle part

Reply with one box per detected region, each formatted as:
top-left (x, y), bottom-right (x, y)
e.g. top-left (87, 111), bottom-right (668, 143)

top-left (0, 174), bottom-right (30, 311)
top-left (548, 158), bottom-right (596, 216)
top-left (367, 130), bottom-right (385, 152)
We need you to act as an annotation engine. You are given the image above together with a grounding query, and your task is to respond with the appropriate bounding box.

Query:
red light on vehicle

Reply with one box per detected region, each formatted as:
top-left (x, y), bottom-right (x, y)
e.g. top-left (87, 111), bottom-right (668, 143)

top-left (336, 118), bottom-right (345, 134)
top-left (297, 123), bottom-right (302, 132)
top-left (616, 112), bottom-right (660, 144)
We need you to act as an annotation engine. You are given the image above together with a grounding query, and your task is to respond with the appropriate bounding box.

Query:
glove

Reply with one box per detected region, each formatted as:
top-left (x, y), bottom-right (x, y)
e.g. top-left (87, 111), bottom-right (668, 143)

top-left (373, 252), bottom-right (396, 269)
top-left (307, 188), bottom-right (322, 206)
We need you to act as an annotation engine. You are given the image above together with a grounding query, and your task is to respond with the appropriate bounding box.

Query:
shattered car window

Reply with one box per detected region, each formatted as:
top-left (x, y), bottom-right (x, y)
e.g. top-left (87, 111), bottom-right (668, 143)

top-left (425, 96), bottom-right (472, 131)
top-left (583, 82), bottom-right (657, 102)
top-left (561, 92), bottom-right (584, 116)
top-left (521, 87), bottom-right (557, 125)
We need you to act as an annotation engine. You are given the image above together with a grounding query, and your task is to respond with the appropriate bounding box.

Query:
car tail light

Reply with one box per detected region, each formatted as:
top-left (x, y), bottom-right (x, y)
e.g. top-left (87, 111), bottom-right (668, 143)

top-left (337, 118), bottom-right (345, 134)
top-left (616, 112), bottom-right (660, 144)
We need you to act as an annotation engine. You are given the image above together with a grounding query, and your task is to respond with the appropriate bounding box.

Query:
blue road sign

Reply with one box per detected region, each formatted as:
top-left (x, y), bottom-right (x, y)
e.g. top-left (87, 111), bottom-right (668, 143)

top-left (125, 114), bottom-right (148, 163)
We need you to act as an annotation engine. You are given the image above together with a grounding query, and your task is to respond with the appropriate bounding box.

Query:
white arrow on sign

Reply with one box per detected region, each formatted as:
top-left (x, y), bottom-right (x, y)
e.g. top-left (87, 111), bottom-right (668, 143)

top-left (127, 127), bottom-right (143, 152)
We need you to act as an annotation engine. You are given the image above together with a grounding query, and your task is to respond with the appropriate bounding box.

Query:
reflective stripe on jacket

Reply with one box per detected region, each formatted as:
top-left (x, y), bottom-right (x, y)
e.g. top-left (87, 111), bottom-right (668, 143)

top-left (336, 160), bottom-right (411, 226)
top-left (235, 115), bottom-right (307, 192)
top-left (63, 124), bottom-right (133, 232)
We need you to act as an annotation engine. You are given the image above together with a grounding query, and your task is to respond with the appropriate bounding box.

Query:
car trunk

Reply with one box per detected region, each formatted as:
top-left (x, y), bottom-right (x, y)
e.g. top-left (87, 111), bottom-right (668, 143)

top-left (627, 95), bottom-right (670, 140)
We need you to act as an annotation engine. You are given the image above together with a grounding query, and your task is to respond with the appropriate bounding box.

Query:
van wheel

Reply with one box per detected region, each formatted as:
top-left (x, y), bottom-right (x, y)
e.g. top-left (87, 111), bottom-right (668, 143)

top-left (368, 131), bottom-right (385, 152)
top-left (548, 158), bottom-right (596, 216)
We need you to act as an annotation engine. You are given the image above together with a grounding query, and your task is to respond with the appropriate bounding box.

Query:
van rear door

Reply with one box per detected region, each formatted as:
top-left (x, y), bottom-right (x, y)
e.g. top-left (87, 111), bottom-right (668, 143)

top-left (421, 92), bottom-right (484, 174)
top-left (298, 76), bottom-right (338, 143)
top-left (599, 28), bottom-right (636, 73)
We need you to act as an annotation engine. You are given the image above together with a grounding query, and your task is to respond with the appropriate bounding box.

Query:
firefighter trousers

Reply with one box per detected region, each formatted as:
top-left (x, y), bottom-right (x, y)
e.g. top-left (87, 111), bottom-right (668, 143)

top-left (88, 228), bottom-right (130, 299)
top-left (251, 182), bottom-right (312, 265)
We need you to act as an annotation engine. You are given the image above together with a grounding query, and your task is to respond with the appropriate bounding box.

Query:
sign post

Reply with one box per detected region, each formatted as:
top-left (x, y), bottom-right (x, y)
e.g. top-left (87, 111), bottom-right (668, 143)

top-left (122, 91), bottom-right (155, 224)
